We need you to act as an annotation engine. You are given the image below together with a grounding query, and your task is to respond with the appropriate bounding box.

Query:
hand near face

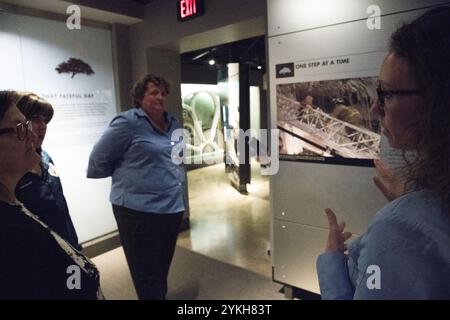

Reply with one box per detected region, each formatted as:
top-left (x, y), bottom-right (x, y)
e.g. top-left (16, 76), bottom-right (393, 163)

top-left (373, 159), bottom-right (404, 201)
top-left (324, 208), bottom-right (352, 253)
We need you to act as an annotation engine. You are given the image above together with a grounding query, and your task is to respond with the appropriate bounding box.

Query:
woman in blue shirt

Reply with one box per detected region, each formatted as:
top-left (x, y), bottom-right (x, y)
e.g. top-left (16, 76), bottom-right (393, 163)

top-left (317, 6), bottom-right (450, 299)
top-left (87, 74), bottom-right (186, 300)
top-left (15, 93), bottom-right (81, 250)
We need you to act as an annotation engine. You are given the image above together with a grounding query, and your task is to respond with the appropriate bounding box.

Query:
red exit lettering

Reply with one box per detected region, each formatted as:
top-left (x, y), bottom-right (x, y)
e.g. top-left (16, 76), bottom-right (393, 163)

top-left (180, 0), bottom-right (197, 18)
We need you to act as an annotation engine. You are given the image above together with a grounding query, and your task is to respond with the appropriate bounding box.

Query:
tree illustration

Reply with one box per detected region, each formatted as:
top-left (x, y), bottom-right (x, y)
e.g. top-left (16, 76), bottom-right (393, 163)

top-left (55, 58), bottom-right (95, 78)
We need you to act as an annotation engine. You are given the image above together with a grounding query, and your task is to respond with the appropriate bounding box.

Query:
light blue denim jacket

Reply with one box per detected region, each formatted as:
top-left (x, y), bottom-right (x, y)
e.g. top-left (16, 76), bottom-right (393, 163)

top-left (87, 108), bottom-right (186, 214)
top-left (317, 190), bottom-right (450, 299)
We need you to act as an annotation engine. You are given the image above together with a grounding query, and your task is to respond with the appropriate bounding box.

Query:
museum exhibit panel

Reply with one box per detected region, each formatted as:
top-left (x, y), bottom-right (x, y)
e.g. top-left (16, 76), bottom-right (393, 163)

top-left (267, 0), bottom-right (450, 295)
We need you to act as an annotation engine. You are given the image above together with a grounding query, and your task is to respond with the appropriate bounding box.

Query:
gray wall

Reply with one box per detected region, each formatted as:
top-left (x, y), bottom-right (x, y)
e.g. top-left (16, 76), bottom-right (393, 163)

top-left (129, 0), bottom-right (266, 84)
top-left (56, 0), bottom-right (144, 18)
top-left (181, 64), bottom-right (218, 85)
top-left (112, 23), bottom-right (133, 110)
top-left (146, 48), bottom-right (183, 121)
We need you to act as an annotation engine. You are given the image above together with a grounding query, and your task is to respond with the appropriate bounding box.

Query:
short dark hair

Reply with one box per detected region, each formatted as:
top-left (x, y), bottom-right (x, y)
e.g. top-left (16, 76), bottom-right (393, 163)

top-left (389, 5), bottom-right (450, 203)
top-left (132, 74), bottom-right (170, 107)
top-left (16, 93), bottom-right (54, 123)
top-left (0, 90), bottom-right (21, 123)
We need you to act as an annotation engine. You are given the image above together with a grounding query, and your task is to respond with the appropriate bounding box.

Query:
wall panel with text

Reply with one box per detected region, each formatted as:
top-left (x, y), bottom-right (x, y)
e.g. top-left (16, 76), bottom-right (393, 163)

top-left (0, 12), bottom-right (118, 243)
top-left (267, 0), bottom-right (448, 294)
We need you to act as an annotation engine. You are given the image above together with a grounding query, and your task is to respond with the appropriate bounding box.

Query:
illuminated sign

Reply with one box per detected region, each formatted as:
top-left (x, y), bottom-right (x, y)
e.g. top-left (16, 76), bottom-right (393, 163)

top-left (177, 0), bottom-right (204, 22)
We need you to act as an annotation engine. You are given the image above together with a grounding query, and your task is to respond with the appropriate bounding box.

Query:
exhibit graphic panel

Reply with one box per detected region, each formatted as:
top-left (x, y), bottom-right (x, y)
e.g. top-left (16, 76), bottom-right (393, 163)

top-left (267, 0), bottom-right (440, 295)
top-left (277, 76), bottom-right (379, 166)
top-left (0, 12), bottom-right (118, 243)
top-left (272, 42), bottom-right (386, 166)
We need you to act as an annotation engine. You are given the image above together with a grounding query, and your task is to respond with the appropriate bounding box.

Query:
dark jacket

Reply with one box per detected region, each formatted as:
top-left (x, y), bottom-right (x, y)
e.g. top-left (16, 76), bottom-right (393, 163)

top-left (15, 149), bottom-right (80, 250)
top-left (0, 201), bottom-right (101, 299)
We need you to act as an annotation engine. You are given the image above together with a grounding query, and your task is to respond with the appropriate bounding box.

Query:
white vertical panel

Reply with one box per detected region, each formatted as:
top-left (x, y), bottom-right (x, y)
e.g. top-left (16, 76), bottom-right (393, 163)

top-left (0, 12), bottom-right (118, 243)
top-left (268, 0), bottom-right (450, 36)
top-left (267, 0), bottom-right (445, 294)
top-left (273, 161), bottom-right (386, 232)
top-left (250, 86), bottom-right (261, 141)
top-left (0, 13), bottom-right (25, 89)
top-left (273, 220), bottom-right (327, 293)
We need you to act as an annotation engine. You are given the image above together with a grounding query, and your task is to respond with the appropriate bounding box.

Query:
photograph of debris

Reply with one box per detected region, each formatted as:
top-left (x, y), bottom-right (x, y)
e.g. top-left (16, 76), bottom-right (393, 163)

top-left (277, 77), bottom-right (380, 166)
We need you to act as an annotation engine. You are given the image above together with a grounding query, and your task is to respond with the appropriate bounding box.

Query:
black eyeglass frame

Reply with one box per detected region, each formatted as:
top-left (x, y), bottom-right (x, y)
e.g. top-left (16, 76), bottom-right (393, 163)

top-left (376, 83), bottom-right (421, 107)
top-left (0, 120), bottom-right (33, 141)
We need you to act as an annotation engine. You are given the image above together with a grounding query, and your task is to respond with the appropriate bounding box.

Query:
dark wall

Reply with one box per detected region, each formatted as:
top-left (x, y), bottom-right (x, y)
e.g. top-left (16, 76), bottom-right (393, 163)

top-left (181, 64), bottom-right (218, 84)
top-left (112, 24), bottom-right (134, 110)
top-left (130, 0), bottom-right (266, 83)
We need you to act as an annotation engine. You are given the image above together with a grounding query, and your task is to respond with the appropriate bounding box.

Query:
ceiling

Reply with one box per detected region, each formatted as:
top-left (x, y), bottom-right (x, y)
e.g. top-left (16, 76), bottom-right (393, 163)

top-left (0, 0), bottom-right (145, 25)
top-left (181, 36), bottom-right (266, 71)
top-left (129, 0), bottom-right (154, 4)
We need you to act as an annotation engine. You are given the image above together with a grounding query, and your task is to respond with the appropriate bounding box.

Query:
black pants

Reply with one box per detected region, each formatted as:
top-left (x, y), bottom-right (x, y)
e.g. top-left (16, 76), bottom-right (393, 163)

top-left (112, 205), bottom-right (183, 300)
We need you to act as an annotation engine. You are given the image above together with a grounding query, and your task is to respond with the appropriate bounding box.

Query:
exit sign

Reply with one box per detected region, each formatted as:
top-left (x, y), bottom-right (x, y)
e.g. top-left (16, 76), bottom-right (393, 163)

top-left (177, 0), bottom-right (204, 22)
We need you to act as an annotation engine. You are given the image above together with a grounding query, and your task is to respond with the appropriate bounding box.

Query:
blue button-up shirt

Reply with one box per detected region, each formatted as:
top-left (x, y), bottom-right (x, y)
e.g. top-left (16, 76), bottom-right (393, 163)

top-left (87, 108), bottom-right (186, 214)
top-left (316, 190), bottom-right (450, 299)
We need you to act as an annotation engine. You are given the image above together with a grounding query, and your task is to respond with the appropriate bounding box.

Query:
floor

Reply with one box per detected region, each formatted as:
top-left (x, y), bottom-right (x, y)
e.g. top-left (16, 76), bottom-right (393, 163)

top-left (92, 161), bottom-right (282, 300)
top-left (178, 162), bottom-right (272, 278)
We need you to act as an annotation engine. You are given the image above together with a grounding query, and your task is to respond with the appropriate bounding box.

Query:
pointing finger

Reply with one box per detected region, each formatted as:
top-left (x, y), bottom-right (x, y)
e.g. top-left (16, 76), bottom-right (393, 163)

top-left (325, 208), bottom-right (339, 229)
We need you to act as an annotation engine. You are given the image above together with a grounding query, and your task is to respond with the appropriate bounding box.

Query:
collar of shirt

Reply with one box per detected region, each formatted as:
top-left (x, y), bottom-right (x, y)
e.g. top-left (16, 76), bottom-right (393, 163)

top-left (134, 108), bottom-right (176, 134)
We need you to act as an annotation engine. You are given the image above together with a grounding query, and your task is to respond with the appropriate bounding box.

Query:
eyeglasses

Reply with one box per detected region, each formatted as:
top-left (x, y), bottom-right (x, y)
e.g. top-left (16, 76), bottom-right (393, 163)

top-left (0, 120), bottom-right (33, 141)
top-left (30, 115), bottom-right (50, 124)
top-left (376, 83), bottom-right (421, 109)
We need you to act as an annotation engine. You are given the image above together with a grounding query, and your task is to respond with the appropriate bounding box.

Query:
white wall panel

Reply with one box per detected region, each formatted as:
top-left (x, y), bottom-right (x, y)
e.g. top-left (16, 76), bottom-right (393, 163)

top-left (267, 0), bottom-right (448, 295)
top-left (267, 8), bottom-right (429, 90)
top-left (273, 220), bottom-right (326, 293)
top-left (0, 14), bottom-right (25, 89)
top-left (273, 219), bottom-right (359, 293)
top-left (268, 0), bottom-right (450, 37)
top-left (0, 12), bottom-right (118, 243)
top-left (272, 161), bottom-right (386, 233)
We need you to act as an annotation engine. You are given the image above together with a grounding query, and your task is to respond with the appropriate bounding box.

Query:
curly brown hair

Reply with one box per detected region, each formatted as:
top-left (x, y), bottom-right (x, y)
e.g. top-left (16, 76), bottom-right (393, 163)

top-left (132, 74), bottom-right (170, 107)
top-left (390, 6), bottom-right (450, 204)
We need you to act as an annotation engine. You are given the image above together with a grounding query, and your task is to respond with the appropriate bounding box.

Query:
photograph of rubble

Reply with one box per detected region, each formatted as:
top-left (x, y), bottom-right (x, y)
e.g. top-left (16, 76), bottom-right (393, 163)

top-left (277, 77), bottom-right (380, 166)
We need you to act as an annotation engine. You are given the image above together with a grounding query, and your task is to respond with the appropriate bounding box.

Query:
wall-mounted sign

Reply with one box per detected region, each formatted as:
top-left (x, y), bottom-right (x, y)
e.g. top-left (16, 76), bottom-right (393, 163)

top-left (56, 57), bottom-right (94, 79)
top-left (0, 12), bottom-right (118, 243)
top-left (177, 0), bottom-right (204, 22)
top-left (275, 62), bottom-right (294, 78)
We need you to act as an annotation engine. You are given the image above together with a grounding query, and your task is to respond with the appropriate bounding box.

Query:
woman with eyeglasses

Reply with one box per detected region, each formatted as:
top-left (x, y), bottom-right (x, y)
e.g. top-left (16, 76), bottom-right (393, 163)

top-left (0, 90), bottom-right (103, 299)
top-left (14, 93), bottom-right (81, 250)
top-left (317, 6), bottom-right (450, 299)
